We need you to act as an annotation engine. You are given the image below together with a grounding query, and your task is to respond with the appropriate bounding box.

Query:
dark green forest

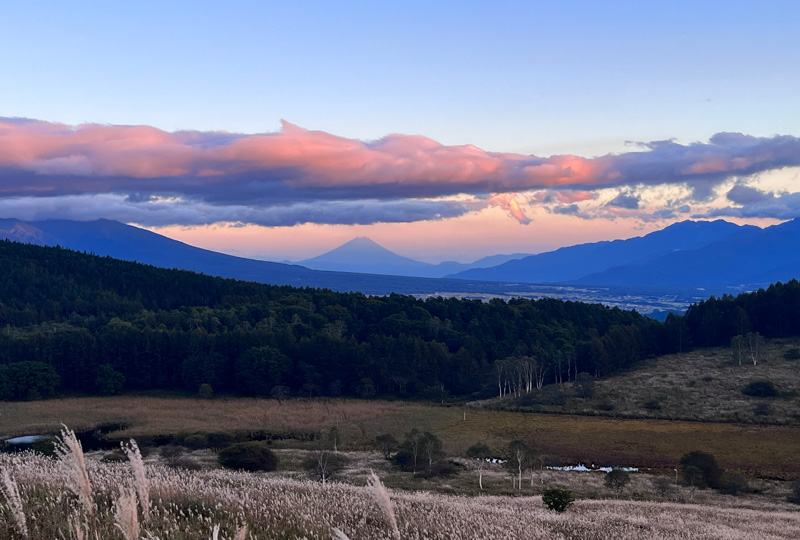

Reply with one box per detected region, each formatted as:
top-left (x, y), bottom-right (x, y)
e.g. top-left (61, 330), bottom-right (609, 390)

top-left (0, 240), bottom-right (798, 401)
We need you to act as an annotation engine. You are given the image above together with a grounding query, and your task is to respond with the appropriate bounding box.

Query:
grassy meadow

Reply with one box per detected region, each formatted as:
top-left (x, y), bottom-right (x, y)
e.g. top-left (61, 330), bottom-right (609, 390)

top-left (493, 337), bottom-right (800, 424)
top-left (2, 393), bottom-right (800, 478)
top-left (3, 448), bottom-right (800, 540)
top-left (4, 340), bottom-right (800, 539)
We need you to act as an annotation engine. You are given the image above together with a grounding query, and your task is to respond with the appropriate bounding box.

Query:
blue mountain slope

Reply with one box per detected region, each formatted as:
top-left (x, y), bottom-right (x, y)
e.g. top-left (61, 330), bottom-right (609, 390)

top-left (298, 237), bottom-right (433, 275)
top-left (448, 220), bottom-right (758, 283)
top-left (298, 237), bottom-right (532, 278)
top-left (0, 218), bottom-right (537, 295)
top-left (575, 219), bottom-right (800, 286)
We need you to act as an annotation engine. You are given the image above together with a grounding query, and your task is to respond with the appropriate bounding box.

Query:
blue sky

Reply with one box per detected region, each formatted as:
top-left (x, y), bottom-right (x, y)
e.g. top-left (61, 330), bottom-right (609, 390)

top-left (2, 1), bottom-right (799, 261)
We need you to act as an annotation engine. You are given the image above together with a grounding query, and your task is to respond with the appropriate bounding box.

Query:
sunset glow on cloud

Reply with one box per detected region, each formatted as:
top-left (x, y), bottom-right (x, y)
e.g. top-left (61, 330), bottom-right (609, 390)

top-left (1, 117), bottom-right (799, 234)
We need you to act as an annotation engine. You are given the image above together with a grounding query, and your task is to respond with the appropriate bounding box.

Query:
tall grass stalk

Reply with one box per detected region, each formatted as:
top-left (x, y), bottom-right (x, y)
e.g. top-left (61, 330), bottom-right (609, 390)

top-left (114, 488), bottom-right (140, 540)
top-left (56, 425), bottom-right (95, 523)
top-left (122, 438), bottom-right (150, 523)
top-left (0, 468), bottom-right (28, 539)
top-left (234, 524), bottom-right (248, 540)
top-left (367, 470), bottom-right (400, 540)
top-left (331, 527), bottom-right (352, 540)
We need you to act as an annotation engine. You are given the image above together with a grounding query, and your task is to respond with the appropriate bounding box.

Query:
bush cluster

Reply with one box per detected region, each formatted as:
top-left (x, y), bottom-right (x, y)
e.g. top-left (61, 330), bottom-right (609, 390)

top-left (542, 487), bottom-right (574, 512)
top-left (218, 442), bottom-right (278, 472)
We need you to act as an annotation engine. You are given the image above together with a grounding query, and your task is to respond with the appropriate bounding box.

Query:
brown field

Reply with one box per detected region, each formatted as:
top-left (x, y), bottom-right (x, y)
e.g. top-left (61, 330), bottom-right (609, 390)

top-left (3, 394), bottom-right (800, 479)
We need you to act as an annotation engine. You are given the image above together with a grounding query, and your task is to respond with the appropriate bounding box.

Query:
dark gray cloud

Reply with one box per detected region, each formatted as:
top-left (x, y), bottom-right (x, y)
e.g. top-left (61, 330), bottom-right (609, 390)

top-left (707, 187), bottom-right (800, 220)
top-left (606, 193), bottom-right (640, 209)
top-left (0, 195), bottom-right (471, 227)
top-left (726, 184), bottom-right (771, 205)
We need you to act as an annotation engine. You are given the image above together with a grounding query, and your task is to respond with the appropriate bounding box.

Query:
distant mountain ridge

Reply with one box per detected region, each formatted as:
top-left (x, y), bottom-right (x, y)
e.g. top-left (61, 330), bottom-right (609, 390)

top-left (297, 236), bottom-right (531, 277)
top-left (0, 218), bottom-right (535, 296)
top-left (448, 220), bottom-right (763, 284)
top-left (575, 218), bottom-right (800, 287)
top-left (2, 216), bottom-right (797, 292)
top-left (298, 236), bottom-right (432, 275)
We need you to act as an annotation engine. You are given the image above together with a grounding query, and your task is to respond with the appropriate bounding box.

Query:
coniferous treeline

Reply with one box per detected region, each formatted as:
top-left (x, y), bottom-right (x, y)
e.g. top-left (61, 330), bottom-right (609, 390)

top-left (0, 240), bottom-right (798, 401)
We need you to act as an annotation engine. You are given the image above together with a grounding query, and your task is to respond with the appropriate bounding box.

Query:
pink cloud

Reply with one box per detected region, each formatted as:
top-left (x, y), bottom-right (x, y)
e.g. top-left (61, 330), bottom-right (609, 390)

top-left (1, 118), bottom-right (800, 227)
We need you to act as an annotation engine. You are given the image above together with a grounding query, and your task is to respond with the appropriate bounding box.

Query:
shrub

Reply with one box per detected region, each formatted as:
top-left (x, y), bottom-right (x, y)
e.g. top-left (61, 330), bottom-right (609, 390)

top-left (198, 383), bottom-right (214, 399)
top-left (31, 436), bottom-right (57, 457)
top-left (218, 442), bottom-right (278, 472)
top-left (595, 400), bottom-right (615, 411)
top-left (100, 448), bottom-right (127, 463)
top-left (159, 445), bottom-right (184, 459)
top-left (95, 364), bottom-right (125, 396)
top-left (542, 487), bottom-right (574, 512)
top-left (754, 403), bottom-right (773, 416)
top-left (604, 468), bottom-right (631, 494)
top-left (206, 431), bottom-right (235, 452)
top-left (302, 451), bottom-right (348, 483)
top-left (574, 372), bottom-right (595, 399)
top-left (784, 348), bottom-right (800, 361)
top-left (652, 476), bottom-right (674, 497)
top-left (375, 433), bottom-right (398, 459)
top-left (166, 456), bottom-right (202, 471)
top-left (415, 460), bottom-right (459, 478)
top-left (643, 399), bottom-right (661, 411)
top-left (680, 450), bottom-right (723, 489)
top-left (788, 481), bottom-right (800, 504)
top-left (719, 472), bottom-right (749, 496)
top-left (540, 386), bottom-right (566, 406)
top-left (183, 433), bottom-right (209, 450)
top-left (743, 380), bottom-right (778, 398)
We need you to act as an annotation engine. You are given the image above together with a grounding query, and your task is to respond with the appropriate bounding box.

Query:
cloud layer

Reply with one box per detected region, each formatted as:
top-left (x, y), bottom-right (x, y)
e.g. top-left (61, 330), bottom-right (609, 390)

top-left (1, 117), bottom-right (799, 226)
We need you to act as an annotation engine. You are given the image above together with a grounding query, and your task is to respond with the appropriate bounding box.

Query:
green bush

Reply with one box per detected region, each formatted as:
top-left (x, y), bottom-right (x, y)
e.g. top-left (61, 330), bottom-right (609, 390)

top-left (31, 436), bottom-right (57, 457)
top-left (206, 431), bottom-right (235, 452)
top-left (183, 433), bottom-right (209, 450)
top-left (218, 442), bottom-right (278, 472)
top-left (0, 361), bottom-right (61, 400)
top-left (198, 383), bottom-right (214, 399)
top-left (719, 472), bottom-right (749, 496)
top-left (742, 380), bottom-right (778, 398)
top-left (680, 450), bottom-right (723, 489)
top-left (542, 487), bottom-right (574, 512)
top-left (95, 364), bottom-right (125, 396)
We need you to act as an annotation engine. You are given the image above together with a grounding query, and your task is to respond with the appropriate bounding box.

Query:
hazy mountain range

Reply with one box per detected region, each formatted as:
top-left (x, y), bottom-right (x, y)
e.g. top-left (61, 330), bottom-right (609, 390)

top-left (1, 217), bottom-right (797, 300)
top-left (298, 219), bottom-right (800, 288)
top-left (297, 236), bottom-right (530, 278)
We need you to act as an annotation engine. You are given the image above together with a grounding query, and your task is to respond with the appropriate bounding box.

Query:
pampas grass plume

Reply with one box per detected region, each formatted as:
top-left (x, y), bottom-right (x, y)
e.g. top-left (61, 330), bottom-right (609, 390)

top-left (331, 527), bottom-right (352, 540)
top-left (114, 488), bottom-right (140, 540)
top-left (0, 468), bottom-right (28, 539)
top-left (122, 438), bottom-right (150, 523)
top-left (56, 425), bottom-right (95, 522)
top-left (367, 470), bottom-right (400, 540)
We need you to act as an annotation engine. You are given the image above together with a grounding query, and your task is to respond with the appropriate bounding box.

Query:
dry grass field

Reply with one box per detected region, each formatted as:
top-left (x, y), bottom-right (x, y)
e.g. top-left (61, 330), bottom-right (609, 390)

top-left (3, 448), bottom-right (800, 540)
top-left (3, 394), bottom-right (800, 479)
top-left (498, 337), bottom-right (800, 425)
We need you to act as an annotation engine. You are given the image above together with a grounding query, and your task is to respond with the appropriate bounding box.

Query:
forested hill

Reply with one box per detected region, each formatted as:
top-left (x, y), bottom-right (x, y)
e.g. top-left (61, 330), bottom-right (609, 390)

top-left (0, 240), bottom-right (797, 402)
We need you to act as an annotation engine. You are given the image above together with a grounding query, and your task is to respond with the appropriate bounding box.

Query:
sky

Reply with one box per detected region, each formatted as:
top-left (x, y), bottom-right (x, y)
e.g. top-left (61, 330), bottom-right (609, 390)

top-left (2, 1), bottom-right (799, 262)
